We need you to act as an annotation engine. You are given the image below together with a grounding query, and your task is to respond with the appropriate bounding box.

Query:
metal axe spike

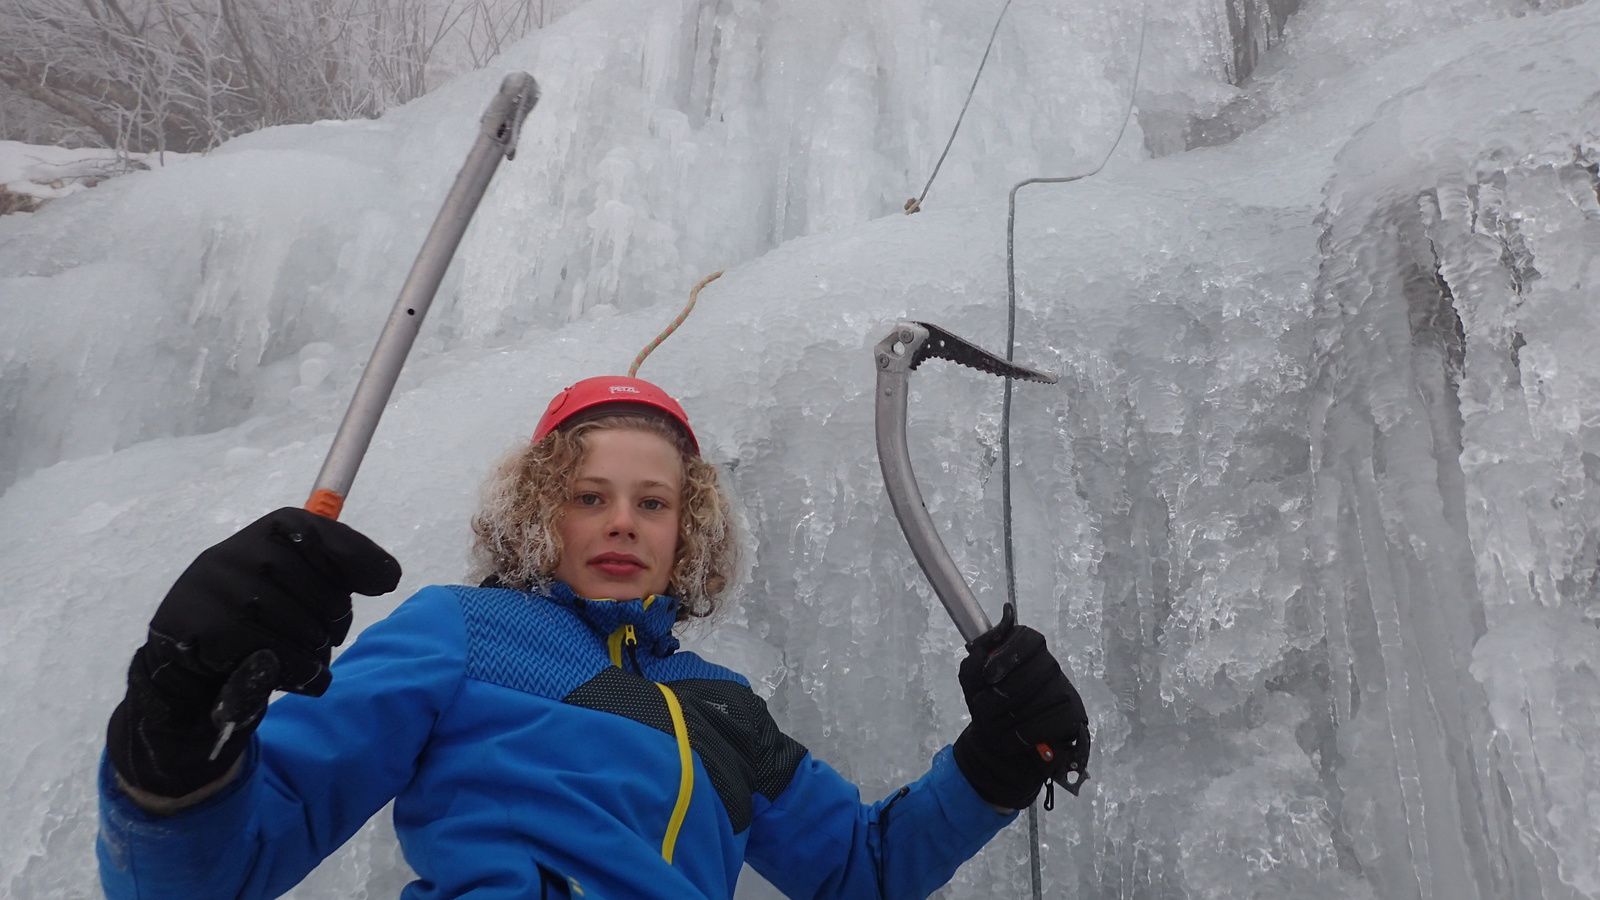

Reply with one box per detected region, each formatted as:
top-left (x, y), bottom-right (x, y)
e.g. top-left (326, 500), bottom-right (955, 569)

top-left (883, 321), bottom-right (1058, 384)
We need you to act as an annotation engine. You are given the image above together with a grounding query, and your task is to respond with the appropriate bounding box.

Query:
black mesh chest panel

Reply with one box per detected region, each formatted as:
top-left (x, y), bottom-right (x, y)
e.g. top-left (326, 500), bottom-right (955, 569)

top-left (563, 671), bottom-right (807, 832)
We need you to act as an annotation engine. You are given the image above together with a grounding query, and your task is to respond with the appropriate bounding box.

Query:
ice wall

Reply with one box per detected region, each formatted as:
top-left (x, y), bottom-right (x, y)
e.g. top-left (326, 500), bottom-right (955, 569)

top-left (1, 0), bottom-right (1598, 899)
top-left (1311, 16), bottom-right (1600, 898)
top-left (1223, 0), bottom-right (1301, 83)
top-left (0, 0), bottom-right (1539, 491)
top-left (0, 0), bottom-right (1207, 493)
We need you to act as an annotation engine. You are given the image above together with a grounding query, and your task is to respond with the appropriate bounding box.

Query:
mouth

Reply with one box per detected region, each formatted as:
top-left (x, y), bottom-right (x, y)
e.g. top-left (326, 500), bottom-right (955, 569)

top-left (588, 553), bottom-right (646, 578)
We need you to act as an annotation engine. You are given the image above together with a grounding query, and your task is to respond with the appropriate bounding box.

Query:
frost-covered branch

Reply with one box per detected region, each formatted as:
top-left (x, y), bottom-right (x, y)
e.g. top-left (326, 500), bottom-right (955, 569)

top-left (0, 0), bottom-right (556, 153)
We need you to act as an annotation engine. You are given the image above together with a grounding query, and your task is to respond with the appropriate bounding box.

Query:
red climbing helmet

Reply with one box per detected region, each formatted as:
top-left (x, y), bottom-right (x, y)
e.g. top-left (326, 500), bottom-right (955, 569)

top-left (533, 376), bottom-right (699, 454)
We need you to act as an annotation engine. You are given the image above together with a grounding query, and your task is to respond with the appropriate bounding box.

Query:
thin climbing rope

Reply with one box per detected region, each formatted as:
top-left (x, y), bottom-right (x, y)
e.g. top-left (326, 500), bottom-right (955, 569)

top-left (999, 10), bottom-right (1148, 899)
top-left (905, 0), bottom-right (1015, 215)
top-left (629, 270), bottom-right (723, 377)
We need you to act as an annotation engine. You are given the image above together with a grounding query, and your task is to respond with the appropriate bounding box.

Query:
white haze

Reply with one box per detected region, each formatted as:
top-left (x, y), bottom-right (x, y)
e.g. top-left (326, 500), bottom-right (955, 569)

top-left (2, 0), bottom-right (1599, 897)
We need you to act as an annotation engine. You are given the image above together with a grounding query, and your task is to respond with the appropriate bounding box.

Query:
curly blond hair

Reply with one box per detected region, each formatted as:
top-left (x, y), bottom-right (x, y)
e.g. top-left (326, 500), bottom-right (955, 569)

top-left (468, 414), bottom-right (738, 621)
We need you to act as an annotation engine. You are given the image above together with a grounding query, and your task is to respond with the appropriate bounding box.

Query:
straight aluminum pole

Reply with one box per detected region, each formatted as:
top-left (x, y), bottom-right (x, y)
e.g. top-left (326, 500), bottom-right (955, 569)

top-left (306, 72), bottom-right (539, 519)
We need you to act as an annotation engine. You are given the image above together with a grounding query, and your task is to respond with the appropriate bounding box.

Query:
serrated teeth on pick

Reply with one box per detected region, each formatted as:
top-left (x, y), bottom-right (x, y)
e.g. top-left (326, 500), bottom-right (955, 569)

top-left (917, 328), bottom-right (1056, 384)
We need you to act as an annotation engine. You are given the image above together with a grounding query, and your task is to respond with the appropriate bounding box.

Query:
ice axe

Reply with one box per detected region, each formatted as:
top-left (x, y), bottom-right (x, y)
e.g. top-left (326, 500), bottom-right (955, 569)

top-left (873, 321), bottom-right (1083, 792)
top-left (305, 72), bottom-right (539, 520)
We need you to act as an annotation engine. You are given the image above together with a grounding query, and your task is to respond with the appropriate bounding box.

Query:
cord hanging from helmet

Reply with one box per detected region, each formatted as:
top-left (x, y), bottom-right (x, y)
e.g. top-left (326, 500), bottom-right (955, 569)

top-left (629, 270), bottom-right (724, 377)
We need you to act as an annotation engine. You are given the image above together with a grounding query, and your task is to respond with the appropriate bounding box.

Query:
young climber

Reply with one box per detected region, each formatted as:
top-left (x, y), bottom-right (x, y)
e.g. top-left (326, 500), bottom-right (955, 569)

top-left (98, 375), bottom-right (1091, 899)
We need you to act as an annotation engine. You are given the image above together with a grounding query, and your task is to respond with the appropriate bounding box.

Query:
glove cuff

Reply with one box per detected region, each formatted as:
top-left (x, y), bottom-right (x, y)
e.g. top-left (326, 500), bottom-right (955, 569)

top-left (953, 725), bottom-right (1045, 810)
top-left (107, 698), bottom-right (245, 800)
top-left (106, 648), bottom-right (255, 800)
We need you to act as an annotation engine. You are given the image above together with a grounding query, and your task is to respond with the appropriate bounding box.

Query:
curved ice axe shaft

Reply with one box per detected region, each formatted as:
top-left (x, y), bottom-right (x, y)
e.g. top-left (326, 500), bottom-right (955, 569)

top-left (874, 321), bottom-right (1056, 642)
top-left (875, 321), bottom-right (1081, 791)
top-left (306, 73), bottom-right (540, 520)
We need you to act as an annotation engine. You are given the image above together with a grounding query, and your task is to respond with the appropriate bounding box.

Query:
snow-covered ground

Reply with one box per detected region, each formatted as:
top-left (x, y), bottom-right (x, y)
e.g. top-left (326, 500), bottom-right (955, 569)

top-left (2, 0), bottom-right (1598, 897)
top-left (0, 141), bottom-right (189, 208)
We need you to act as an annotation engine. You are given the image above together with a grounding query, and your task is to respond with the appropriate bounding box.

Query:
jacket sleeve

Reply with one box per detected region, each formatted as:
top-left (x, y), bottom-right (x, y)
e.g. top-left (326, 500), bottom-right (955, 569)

top-left (96, 585), bottom-right (467, 900)
top-left (744, 742), bottom-right (1016, 899)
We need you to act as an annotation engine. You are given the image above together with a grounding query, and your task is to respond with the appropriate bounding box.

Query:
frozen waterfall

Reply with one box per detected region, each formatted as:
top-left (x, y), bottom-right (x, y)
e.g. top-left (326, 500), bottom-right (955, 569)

top-left (1, 0), bottom-right (1598, 897)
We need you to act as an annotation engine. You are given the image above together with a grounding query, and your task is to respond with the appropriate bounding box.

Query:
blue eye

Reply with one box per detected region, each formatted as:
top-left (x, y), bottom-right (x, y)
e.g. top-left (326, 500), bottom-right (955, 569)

top-left (575, 493), bottom-right (603, 506)
top-left (640, 498), bottom-right (667, 511)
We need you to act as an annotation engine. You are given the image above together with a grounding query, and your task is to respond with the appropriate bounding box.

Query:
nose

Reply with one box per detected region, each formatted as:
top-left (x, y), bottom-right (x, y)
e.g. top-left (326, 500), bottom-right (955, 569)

top-left (605, 504), bottom-right (637, 538)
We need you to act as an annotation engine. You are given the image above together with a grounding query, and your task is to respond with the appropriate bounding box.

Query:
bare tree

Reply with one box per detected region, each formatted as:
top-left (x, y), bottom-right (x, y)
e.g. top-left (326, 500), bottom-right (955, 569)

top-left (0, 0), bottom-right (553, 154)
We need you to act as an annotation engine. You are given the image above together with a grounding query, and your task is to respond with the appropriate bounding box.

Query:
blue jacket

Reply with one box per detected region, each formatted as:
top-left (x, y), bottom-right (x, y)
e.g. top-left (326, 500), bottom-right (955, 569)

top-left (97, 583), bottom-right (1013, 898)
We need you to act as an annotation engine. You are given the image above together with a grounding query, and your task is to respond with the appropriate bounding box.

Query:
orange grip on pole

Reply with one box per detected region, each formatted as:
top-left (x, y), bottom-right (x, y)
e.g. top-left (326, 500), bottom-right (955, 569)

top-left (305, 489), bottom-right (345, 520)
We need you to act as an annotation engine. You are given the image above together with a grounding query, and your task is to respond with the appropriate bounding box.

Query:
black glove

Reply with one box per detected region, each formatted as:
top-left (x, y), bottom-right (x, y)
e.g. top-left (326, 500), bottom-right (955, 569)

top-left (953, 604), bottom-right (1091, 809)
top-left (107, 507), bottom-right (400, 799)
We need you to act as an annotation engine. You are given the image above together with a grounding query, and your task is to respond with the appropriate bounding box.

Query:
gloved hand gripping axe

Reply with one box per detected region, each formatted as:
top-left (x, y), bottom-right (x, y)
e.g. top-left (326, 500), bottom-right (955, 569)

top-left (873, 321), bottom-right (1085, 792)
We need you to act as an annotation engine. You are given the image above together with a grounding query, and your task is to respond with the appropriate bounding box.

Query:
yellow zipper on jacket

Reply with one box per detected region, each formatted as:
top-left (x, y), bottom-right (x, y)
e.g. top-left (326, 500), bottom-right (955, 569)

top-left (654, 682), bottom-right (693, 864)
top-left (607, 624), bottom-right (637, 668)
top-left (604, 614), bottom-right (693, 866)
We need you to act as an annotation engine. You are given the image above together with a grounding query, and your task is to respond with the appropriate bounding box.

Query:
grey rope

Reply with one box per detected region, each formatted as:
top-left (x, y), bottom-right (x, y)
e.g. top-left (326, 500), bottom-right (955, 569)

top-left (905, 0), bottom-right (1015, 214)
top-left (1002, 9), bottom-right (1148, 899)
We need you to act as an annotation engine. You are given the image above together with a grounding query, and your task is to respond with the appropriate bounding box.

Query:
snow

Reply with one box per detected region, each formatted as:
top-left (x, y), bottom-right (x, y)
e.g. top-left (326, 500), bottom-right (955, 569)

top-left (2, 0), bottom-right (1599, 897)
top-left (0, 141), bottom-right (190, 203)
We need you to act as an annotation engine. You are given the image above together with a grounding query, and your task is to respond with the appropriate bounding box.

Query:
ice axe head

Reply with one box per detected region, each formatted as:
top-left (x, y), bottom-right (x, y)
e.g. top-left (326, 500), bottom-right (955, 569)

top-left (875, 321), bottom-right (1058, 383)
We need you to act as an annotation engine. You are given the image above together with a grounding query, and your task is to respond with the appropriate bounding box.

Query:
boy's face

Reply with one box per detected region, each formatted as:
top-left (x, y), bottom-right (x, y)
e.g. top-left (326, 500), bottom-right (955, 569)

top-left (553, 427), bottom-right (684, 601)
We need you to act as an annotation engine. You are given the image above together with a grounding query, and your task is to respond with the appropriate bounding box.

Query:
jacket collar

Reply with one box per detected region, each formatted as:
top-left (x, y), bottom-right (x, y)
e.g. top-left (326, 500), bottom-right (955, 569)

top-left (543, 580), bottom-right (681, 656)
